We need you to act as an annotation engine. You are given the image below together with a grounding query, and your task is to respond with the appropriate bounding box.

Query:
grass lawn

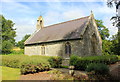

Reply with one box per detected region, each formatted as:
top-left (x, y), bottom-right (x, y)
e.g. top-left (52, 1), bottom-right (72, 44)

top-left (1, 66), bottom-right (20, 80)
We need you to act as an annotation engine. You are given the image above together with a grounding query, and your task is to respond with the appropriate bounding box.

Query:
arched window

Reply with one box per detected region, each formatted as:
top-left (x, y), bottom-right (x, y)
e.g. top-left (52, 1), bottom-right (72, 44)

top-left (41, 45), bottom-right (45, 55)
top-left (91, 33), bottom-right (97, 55)
top-left (65, 42), bottom-right (71, 55)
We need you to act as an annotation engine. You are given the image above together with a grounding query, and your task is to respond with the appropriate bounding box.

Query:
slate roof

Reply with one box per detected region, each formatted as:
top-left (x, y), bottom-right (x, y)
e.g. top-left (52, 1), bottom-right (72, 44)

top-left (25, 16), bottom-right (90, 45)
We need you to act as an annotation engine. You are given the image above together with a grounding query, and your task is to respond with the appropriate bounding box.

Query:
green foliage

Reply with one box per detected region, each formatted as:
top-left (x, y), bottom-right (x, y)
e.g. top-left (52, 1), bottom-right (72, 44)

top-left (110, 32), bottom-right (120, 55)
top-left (102, 40), bottom-right (113, 55)
top-left (1, 55), bottom-right (50, 68)
top-left (95, 19), bottom-right (110, 40)
top-left (118, 56), bottom-right (120, 60)
top-left (20, 63), bottom-right (50, 75)
top-left (1, 15), bottom-right (16, 54)
top-left (10, 49), bottom-right (24, 55)
top-left (95, 19), bottom-right (113, 56)
top-left (61, 66), bottom-right (69, 68)
top-left (70, 55), bottom-right (118, 70)
top-left (86, 63), bottom-right (109, 75)
top-left (17, 34), bottom-right (30, 49)
top-left (70, 55), bottom-right (79, 66)
top-left (2, 41), bottom-right (13, 54)
top-left (48, 56), bottom-right (62, 68)
top-left (2, 49), bottom-right (24, 55)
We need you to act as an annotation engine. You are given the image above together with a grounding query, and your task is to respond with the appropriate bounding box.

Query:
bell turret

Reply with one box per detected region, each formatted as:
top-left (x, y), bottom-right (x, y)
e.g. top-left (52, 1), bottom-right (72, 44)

top-left (36, 16), bottom-right (44, 30)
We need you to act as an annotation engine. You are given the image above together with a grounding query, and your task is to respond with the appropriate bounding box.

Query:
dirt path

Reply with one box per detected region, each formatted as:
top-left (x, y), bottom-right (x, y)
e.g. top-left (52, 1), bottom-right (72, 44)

top-left (109, 61), bottom-right (120, 80)
top-left (20, 71), bottom-right (53, 80)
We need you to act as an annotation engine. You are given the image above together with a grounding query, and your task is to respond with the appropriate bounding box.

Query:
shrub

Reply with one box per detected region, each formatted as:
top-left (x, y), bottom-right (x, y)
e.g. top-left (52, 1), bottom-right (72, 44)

top-left (86, 63), bottom-right (109, 75)
top-left (70, 55), bottom-right (79, 66)
top-left (20, 63), bottom-right (50, 75)
top-left (21, 64), bottom-right (36, 74)
top-left (10, 49), bottom-right (24, 55)
top-left (48, 56), bottom-right (62, 68)
top-left (70, 55), bottom-right (118, 70)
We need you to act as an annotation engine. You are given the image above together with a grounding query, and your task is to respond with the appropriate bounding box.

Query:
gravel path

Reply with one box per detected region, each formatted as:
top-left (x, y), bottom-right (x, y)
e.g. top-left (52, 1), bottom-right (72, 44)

top-left (20, 71), bottom-right (53, 80)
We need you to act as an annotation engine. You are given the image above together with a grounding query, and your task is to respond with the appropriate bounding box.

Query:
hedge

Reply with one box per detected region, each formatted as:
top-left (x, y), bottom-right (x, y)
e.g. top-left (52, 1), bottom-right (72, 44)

top-left (1, 55), bottom-right (50, 68)
top-left (70, 55), bottom-right (118, 70)
top-left (48, 56), bottom-right (62, 68)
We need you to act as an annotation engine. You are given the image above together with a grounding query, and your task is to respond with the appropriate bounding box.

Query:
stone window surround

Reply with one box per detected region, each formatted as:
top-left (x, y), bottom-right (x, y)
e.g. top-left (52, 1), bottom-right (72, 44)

top-left (41, 45), bottom-right (45, 55)
top-left (65, 42), bottom-right (71, 55)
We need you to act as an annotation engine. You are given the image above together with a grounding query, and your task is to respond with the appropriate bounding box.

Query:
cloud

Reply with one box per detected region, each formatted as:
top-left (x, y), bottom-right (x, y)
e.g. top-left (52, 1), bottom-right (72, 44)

top-left (15, 24), bottom-right (35, 41)
top-left (63, 9), bottom-right (85, 20)
top-left (2, 2), bottom-right (33, 15)
top-left (2, 1), bottom-right (118, 42)
top-left (103, 17), bottom-right (118, 37)
top-left (44, 11), bottom-right (62, 26)
top-left (1, 0), bottom-right (108, 2)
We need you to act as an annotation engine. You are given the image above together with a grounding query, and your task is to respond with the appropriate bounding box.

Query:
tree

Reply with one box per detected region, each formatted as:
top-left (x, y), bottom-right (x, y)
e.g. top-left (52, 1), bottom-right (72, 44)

top-left (107, 0), bottom-right (120, 55)
top-left (1, 15), bottom-right (16, 54)
top-left (17, 34), bottom-right (30, 49)
top-left (102, 40), bottom-right (113, 55)
top-left (110, 32), bottom-right (120, 55)
top-left (95, 19), bottom-right (110, 40)
top-left (107, 0), bottom-right (120, 28)
top-left (95, 19), bottom-right (112, 55)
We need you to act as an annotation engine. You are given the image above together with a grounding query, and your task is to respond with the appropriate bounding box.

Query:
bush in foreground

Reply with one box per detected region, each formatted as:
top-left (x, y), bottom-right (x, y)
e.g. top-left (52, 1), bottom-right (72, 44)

top-left (48, 56), bottom-right (62, 68)
top-left (21, 63), bottom-right (50, 75)
top-left (70, 55), bottom-right (118, 70)
top-left (86, 63), bottom-right (109, 75)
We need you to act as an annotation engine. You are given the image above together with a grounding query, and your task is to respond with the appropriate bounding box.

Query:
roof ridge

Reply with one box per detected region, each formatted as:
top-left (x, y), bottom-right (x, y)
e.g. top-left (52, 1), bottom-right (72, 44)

top-left (43, 16), bottom-right (90, 29)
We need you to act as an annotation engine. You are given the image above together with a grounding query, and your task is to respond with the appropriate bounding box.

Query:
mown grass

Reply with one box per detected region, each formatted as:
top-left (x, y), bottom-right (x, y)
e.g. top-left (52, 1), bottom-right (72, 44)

top-left (1, 66), bottom-right (20, 80)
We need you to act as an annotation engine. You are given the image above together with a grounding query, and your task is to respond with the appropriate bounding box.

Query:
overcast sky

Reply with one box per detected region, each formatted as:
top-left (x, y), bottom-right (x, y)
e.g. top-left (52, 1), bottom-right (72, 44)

top-left (1, 0), bottom-right (118, 42)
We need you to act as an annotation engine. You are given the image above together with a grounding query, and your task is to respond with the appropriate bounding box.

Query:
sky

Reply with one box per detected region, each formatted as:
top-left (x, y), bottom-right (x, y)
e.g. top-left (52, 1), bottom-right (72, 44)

top-left (1, 0), bottom-right (118, 42)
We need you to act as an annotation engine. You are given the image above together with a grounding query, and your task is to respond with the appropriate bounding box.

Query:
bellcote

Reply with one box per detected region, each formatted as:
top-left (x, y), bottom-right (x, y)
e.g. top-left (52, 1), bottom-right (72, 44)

top-left (36, 16), bottom-right (44, 30)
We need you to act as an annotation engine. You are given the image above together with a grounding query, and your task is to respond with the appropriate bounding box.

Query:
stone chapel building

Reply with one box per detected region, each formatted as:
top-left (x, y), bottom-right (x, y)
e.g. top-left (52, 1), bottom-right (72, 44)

top-left (24, 12), bottom-right (102, 59)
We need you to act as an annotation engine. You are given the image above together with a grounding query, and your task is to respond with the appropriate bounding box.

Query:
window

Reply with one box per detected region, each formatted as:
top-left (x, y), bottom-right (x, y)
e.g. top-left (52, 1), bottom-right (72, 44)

top-left (91, 33), bottom-right (97, 55)
top-left (41, 45), bottom-right (45, 55)
top-left (65, 42), bottom-right (71, 54)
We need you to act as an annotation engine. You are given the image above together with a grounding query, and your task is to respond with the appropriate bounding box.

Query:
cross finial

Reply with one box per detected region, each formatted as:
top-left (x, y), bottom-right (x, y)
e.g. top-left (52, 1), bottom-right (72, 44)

top-left (91, 10), bottom-right (93, 14)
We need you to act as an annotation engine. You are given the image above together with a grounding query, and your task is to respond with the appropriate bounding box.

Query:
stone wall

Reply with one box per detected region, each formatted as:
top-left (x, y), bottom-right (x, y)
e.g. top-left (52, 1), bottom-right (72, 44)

top-left (25, 42), bottom-right (63, 56)
top-left (24, 45), bottom-right (41, 56)
top-left (25, 37), bottom-right (101, 57)
top-left (25, 40), bottom-right (81, 57)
